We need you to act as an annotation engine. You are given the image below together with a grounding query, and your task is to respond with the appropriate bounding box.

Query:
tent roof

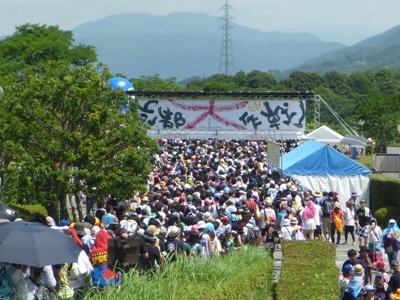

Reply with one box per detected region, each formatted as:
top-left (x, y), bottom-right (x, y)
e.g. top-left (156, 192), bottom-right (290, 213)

top-left (282, 140), bottom-right (371, 176)
top-left (304, 125), bottom-right (343, 144)
top-left (341, 134), bottom-right (368, 148)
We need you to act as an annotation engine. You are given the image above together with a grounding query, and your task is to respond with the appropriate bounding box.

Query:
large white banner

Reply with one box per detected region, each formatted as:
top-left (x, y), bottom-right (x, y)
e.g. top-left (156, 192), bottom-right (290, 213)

top-left (138, 99), bottom-right (306, 130)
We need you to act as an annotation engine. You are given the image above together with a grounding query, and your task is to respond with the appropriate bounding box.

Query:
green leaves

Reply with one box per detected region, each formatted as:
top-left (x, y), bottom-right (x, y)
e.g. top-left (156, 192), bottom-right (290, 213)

top-left (356, 94), bottom-right (400, 145)
top-left (0, 24), bottom-right (156, 210)
top-left (0, 24), bottom-right (97, 79)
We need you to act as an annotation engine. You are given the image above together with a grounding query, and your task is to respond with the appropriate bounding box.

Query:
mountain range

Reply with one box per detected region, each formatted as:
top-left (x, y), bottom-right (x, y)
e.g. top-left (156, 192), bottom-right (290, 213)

top-left (70, 12), bottom-right (400, 80)
top-left (296, 25), bottom-right (400, 74)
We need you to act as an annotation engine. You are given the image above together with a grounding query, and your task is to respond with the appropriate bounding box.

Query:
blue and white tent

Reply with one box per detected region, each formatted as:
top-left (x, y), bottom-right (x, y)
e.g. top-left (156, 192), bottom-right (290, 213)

top-left (282, 140), bottom-right (371, 206)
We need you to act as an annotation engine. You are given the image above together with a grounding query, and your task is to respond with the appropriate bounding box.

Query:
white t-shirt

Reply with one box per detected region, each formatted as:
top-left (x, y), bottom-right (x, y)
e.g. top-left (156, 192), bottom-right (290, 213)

top-left (69, 250), bottom-right (92, 289)
top-left (281, 226), bottom-right (294, 240)
top-left (25, 265), bottom-right (56, 300)
top-left (369, 225), bottom-right (382, 244)
top-left (344, 207), bottom-right (355, 226)
top-left (313, 204), bottom-right (321, 226)
top-left (260, 207), bottom-right (276, 229)
top-left (200, 233), bottom-right (211, 260)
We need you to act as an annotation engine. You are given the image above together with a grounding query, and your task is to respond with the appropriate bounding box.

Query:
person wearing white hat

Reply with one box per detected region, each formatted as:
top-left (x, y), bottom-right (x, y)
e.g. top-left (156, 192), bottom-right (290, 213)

top-left (165, 226), bottom-right (186, 261)
top-left (281, 218), bottom-right (294, 241)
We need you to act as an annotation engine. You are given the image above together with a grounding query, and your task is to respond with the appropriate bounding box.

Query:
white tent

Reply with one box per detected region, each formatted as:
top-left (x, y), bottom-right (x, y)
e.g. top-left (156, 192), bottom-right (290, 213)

top-left (282, 140), bottom-right (371, 207)
top-left (303, 125), bottom-right (344, 144)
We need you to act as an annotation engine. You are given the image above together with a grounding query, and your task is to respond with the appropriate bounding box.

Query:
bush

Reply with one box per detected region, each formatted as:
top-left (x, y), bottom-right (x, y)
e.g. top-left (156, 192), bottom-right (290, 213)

top-left (366, 144), bottom-right (374, 155)
top-left (7, 203), bottom-right (48, 220)
top-left (370, 174), bottom-right (400, 212)
top-left (374, 206), bottom-right (400, 228)
top-left (276, 241), bottom-right (339, 300)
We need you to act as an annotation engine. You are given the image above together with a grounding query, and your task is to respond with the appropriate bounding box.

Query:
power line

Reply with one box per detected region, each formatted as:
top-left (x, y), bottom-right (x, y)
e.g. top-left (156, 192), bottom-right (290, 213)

top-left (218, 0), bottom-right (235, 76)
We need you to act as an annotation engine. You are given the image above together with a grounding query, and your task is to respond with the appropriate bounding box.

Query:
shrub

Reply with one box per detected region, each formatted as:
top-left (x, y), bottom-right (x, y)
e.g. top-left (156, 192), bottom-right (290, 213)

top-left (366, 144), bottom-right (374, 155)
top-left (7, 203), bottom-right (48, 220)
top-left (370, 174), bottom-right (400, 212)
top-left (276, 241), bottom-right (339, 300)
top-left (374, 206), bottom-right (400, 228)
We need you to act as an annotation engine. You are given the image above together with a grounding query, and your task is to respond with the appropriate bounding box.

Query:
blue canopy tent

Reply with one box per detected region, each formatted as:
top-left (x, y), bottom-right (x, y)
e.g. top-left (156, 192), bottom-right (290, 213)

top-left (282, 140), bottom-right (371, 206)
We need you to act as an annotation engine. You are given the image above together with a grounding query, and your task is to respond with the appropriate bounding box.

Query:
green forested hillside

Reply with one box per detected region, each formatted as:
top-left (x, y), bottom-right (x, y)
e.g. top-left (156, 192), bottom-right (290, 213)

top-left (296, 25), bottom-right (400, 74)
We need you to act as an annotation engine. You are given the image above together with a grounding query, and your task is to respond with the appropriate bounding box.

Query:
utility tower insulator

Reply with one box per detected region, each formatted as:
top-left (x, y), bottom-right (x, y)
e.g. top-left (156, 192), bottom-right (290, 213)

top-left (218, 0), bottom-right (235, 76)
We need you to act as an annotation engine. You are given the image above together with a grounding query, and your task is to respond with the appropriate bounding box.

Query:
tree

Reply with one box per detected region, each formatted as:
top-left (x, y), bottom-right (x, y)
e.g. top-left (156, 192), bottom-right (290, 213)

top-left (0, 24), bottom-right (97, 77)
top-left (0, 61), bottom-right (157, 220)
top-left (233, 71), bottom-right (248, 88)
top-left (374, 68), bottom-right (400, 94)
top-left (349, 71), bottom-right (377, 95)
top-left (185, 74), bottom-right (238, 91)
top-left (281, 71), bottom-right (325, 91)
top-left (0, 24), bottom-right (157, 220)
top-left (132, 74), bottom-right (182, 91)
top-left (323, 71), bottom-right (352, 95)
top-left (246, 70), bottom-right (277, 90)
top-left (356, 94), bottom-right (400, 148)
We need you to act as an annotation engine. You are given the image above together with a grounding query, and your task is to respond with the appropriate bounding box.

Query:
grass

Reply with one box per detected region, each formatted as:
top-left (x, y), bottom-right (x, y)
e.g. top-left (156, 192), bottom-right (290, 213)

top-left (275, 241), bottom-right (339, 300)
top-left (355, 154), bottom-right (373, 169)
top-left (85, 246), bottom-right (275, 300)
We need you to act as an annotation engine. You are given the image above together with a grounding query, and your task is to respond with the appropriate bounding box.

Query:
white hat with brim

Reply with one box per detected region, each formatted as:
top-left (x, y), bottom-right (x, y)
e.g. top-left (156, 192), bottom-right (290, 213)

top-left (197, 220), bottom-right (207, 229)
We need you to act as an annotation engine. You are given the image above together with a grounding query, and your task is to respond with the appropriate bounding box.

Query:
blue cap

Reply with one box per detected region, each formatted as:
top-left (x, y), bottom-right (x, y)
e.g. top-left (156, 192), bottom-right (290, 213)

top-left (60, 220), bottom-right (71, 227)
top-left (343, 264), bottom-right (354, 272)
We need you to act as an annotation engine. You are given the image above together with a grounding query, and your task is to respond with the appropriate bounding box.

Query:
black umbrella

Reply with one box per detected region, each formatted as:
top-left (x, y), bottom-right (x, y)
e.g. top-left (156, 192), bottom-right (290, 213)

top-left (0, 221), bottom-right (82, 267)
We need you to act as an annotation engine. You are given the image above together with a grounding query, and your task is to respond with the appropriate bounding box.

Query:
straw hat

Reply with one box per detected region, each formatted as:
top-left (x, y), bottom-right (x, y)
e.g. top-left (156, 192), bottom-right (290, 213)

top-left (312, 190), bottom-right (323, 198)
top-left (168, 225), bottom-right (181, 238)
top-left (354, 264), bottom-right (364, 274)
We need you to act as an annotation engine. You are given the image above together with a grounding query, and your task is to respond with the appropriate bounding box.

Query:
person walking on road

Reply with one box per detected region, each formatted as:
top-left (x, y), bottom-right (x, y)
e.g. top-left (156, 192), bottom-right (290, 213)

top-left (321, 192), bottom-right (337, 242)
top-left (331, 202), bottom-right (344, 246)
top-left (355, 200), bottom-right (372, 249)
top-left (343, 200), bottom-right (356, 246)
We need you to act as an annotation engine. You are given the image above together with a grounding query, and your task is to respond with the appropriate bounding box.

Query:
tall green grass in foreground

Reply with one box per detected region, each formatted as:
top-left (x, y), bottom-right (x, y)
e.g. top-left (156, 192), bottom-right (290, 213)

top-left (276, 241), bottom-right (339, 300)
top-left (86, 247), bottom-right (274, 300)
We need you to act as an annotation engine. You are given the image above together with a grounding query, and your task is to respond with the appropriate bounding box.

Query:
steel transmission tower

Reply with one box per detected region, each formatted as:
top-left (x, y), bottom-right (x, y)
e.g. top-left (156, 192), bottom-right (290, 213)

top-left (218, 0), bottom-right (235, 75)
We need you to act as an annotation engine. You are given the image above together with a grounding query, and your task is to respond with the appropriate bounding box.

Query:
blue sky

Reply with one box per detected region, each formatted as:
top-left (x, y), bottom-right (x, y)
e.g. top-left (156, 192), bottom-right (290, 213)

top-left (1, 0), bottom-right (399, 45)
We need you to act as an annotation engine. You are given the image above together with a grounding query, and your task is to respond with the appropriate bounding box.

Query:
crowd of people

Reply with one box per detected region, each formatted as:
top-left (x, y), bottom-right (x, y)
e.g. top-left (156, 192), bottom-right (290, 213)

top-left (340, 218), bottom-right (400, 300)
top-left (1, 138), bottom-right (399, 299)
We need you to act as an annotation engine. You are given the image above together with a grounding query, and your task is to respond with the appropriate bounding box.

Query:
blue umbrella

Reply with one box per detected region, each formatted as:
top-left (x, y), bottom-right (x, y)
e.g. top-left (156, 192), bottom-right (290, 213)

top-left (0, 221), bottom-right (82, 267)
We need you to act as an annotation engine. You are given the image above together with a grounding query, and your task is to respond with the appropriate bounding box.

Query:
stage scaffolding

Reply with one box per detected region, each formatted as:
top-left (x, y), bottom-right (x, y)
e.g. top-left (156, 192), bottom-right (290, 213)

top-left (126, 90), bottom-right (322, 140)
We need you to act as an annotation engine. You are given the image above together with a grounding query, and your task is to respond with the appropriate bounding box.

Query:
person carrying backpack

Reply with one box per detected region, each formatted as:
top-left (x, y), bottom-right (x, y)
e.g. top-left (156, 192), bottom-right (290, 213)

top-left (280, 218), bottom-right (294, 241)
top-left (24, 265), bottom-right (57, 300)
top-left (290, 217), bottom-right (306, 241)
top-left (0, 263), bottom-right (26, 300)
top-left (187, 230), bottom-right (204, 258)
top-left (264, 217), bottom-right (278, 258)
